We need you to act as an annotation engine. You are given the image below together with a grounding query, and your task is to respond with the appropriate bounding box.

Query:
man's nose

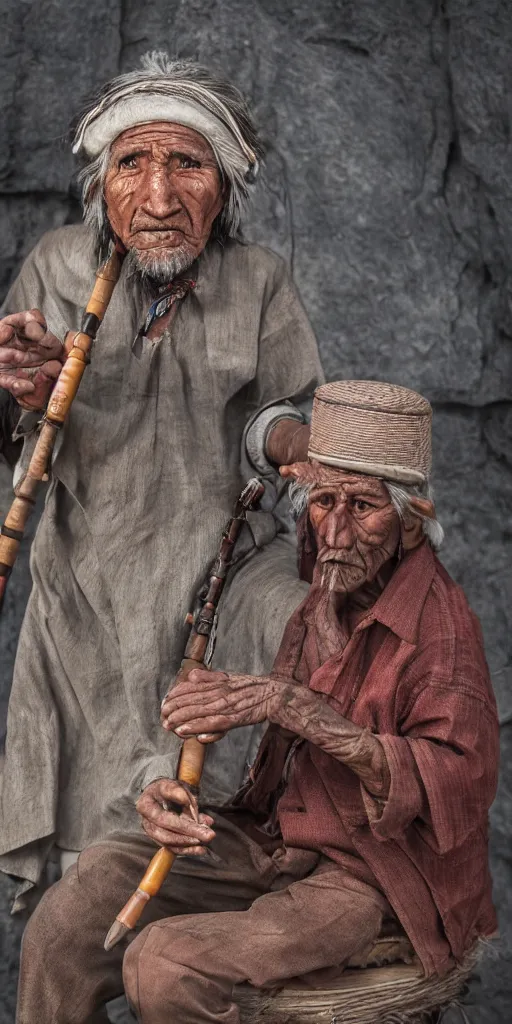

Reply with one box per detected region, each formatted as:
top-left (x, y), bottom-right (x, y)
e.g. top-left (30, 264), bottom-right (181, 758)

top-left (142, 165), bottom-right (180, 219)
top-left (323, 503), bottom-right (353, 549)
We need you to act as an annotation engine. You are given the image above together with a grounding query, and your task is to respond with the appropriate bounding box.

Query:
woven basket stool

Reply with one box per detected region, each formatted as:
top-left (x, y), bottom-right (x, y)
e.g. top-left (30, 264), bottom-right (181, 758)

top-left (233, 937), bottom-right (477, 1024)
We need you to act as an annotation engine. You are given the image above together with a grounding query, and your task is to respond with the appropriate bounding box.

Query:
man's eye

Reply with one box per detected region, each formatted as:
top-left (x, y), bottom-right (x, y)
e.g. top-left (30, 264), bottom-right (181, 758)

top-left (315, 494), bottom-right (334, 509)
top-left (119, 155), bottom-right (138, 169)
top-left (353, 499), bottom-right (372, 512)
top-left (179, 156), bottom-right (201, 169)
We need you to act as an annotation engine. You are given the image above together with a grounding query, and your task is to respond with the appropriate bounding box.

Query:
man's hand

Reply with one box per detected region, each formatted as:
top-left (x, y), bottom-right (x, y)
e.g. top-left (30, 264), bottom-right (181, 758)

top-left (160, 669), bottom-right (281, 741)
top-left (265, 418), bottom-right (310, 466)
top-left (136, 778), bottom-right (215, 855)
top-left (0, 310), bottom-right (64, 410)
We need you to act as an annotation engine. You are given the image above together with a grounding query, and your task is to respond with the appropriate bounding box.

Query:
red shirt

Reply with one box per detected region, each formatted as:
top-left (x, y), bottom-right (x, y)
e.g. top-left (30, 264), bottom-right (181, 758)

top-left (239, 542), bottom-right (499, 977)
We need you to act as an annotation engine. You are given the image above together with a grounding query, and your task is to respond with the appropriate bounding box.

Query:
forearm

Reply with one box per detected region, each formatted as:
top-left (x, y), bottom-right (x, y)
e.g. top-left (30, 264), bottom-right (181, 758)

top-left (162, 671), bottom-right (388, 802)
top-left (270, 683), bottom-right (390, 797)
top-left (265, 417), bottom-right (310, 467)
top-left (243, 401), bottom-right (309, 480)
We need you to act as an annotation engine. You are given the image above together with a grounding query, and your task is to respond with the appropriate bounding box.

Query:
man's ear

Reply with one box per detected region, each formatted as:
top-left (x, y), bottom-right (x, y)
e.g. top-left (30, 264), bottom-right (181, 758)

top-left (400, 515), bottom-right (424, 551)
top-left (400, 498), bottom-right (435, 551)
top-left (409, 497), bottom-right (436, 519)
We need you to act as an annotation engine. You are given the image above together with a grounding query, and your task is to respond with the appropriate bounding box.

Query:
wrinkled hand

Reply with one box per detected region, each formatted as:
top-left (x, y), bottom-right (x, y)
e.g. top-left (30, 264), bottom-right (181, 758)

top-left (0, 310), bottom-right (64, 410)
top-left (160, 669), bottom-right (281, 741)
top-left (136, 778), bottom-right (215, 855)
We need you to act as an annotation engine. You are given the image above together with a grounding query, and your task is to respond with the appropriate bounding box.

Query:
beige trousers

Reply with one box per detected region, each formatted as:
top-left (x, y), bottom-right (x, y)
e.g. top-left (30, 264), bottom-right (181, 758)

top-left (17, 815), bottom-right (388, 1024)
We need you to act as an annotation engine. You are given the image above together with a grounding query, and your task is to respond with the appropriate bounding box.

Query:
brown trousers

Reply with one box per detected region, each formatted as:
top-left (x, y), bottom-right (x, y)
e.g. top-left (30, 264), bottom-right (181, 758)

top-left (17, 815), bottom-right (389, 1024)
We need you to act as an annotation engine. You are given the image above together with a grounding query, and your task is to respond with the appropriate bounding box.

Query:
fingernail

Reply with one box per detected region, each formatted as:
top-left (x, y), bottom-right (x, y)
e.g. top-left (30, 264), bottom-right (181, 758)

top-left (175, 726), bottom-right (186, 735)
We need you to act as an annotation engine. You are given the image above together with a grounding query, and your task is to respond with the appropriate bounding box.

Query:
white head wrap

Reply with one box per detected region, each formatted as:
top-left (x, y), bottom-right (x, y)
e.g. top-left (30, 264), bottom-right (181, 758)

top-left (72, 70), bottom-right (259, 182)
top-left (73, 93), bottom-right (256, 183)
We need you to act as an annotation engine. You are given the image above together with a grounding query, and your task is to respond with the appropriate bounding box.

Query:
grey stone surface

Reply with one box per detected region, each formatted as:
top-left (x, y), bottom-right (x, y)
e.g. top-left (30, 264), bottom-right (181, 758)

top-left (0, 0), bottom-right (511, 1021)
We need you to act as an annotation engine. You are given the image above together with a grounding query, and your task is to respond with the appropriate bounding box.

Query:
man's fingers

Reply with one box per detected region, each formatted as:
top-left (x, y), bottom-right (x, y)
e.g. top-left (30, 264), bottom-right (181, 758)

top-left (162, 692), bottom-right (227, 720)
top-left (187, 668), bottom-right (228, 685)
top-left (150, 779), bottom-right (200, 823)
top-left (161, 677), bottom-right (235, 716)
top-left (160, 669), bottom-right (228, 707)
top-left (144, 823), bottom-right (210, 845)
top-left (142, 820), bottom-right (209, 853)
top-left (138, 797), bottom-right (215, 842)
top-left (0, 311), bottom-right (63, 359)
top-left (196, 732), bottom-right (227, 744)
top-left (38, 359), bottom-right (63, 381)
top-left (279, 461), bottom-right (314, 482)
top-left (198, 813), bottom-right (215, 828)
top-left (174, 715), bottom-right (232, 737)
top-left (161, 692), bottom-right (227, 726)
top-left (0, 348), bottom-right (51, 367)
top-left (1, 310), bottom-right (47, 338)
top-left (2, 309), bottom-right (47, 328)
top-left (0, 373), bottom-right (35, 396)
top-left (0, 323), bottom-right (15, 346)
top-left (151, 778), bottom-right (197, 809)
top-left (162, 698), bottom-right (229, 731)
top-left (160, 672), bottom-right (225, 722)
top-left (13, 361), bottom-right (63, 381)
top-left (0, 363), bottom-right (61, 409)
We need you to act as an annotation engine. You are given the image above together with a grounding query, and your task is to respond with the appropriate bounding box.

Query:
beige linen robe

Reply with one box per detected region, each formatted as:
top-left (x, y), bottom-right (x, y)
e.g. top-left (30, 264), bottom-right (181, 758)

top-left (0, 225), bottom-right (322, 891)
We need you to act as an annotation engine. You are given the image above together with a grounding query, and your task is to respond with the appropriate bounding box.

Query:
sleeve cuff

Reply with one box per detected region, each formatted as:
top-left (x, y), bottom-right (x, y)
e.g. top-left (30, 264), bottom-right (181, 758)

top-left (136, 752), bottom-right (182, 794)
top-left (12, 409), bottom-right (41, 442)
top-left (243, 401), bottom-right (305, 479)
top-left (361, 735), bottom-right (425, 841)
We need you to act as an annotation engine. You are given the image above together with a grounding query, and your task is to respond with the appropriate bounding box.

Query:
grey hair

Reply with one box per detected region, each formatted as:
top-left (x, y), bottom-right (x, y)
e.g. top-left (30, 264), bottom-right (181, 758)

top-left (78, 147), bottom-right (112, 256)
top-left (288, 477), bottom-right (444, 551)
top-left (74, 51), bottom-right (265, 257)
top-left (385, 480), bottom-right (444, 551)
top-left (288, 480), bottom-right (312, 519)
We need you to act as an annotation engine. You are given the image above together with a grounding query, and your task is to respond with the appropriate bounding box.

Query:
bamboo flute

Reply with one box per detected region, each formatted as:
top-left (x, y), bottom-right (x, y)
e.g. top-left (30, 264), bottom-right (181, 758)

top-left (0, 246), bottom-right (125, 610)
top-left (104, 477), bottom-right (265, 951)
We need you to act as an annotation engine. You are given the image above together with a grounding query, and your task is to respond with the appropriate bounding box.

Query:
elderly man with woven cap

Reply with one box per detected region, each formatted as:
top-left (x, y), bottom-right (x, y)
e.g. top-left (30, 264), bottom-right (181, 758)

top-left (17, 380), bottom-right (499, 1024)
top-left (0, 52), bottom-right (321, 901)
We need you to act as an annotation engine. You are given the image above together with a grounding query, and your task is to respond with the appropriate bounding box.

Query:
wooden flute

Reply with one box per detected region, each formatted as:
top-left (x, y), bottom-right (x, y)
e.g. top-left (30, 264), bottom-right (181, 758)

top-left (104, 476), bottom-right (265, 951)
top-left (0, 246), bottom-right (125, 610)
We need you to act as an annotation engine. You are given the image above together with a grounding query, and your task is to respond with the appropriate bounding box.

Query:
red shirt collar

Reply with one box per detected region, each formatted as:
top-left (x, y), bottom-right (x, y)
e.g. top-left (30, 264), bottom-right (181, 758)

top-left (355, 541), bottom-right (437, 645)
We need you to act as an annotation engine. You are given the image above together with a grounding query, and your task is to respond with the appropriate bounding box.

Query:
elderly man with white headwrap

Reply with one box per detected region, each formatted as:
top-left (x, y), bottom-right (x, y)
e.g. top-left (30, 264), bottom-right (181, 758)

top-left (0, 53), bottom-right (322, 900)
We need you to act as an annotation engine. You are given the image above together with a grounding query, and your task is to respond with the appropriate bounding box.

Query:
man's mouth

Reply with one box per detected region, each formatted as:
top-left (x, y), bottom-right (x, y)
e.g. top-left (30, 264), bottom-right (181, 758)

top-left (319, 551), bottom-right (364, 568)
top-left (132, 227), bottom-right (186, 248)
top-left (320, 558), bottom-right (367, 593)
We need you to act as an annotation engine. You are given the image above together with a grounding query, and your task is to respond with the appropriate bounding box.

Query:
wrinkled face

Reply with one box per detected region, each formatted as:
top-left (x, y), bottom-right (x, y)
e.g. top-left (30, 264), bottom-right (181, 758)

top-left (103, 122), bottom-right (224, 282)
top-left (300, 463), bottom-right (400, 594)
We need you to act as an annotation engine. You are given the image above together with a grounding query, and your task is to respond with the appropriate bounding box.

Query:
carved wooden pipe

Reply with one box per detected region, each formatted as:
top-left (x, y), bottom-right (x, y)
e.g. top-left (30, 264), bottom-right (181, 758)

top-left (104, 654), bottom-right (208, 952)
top-left (104, 477), bottom-right (265, 951)
top-left (0, 246), bottom-right (125, 610)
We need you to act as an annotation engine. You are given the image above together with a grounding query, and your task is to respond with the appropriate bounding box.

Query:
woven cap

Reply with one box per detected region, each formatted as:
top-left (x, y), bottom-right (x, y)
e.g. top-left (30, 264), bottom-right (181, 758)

top-left (308, 380), bottom-right (432, 485)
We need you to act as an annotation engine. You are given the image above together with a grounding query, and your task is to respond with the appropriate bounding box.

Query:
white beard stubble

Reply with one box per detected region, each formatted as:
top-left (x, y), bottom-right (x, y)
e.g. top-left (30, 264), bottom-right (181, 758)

top-left (321, 560), bottom-right (367, 594)
top-left (126, 242), bottom-right (196, 285)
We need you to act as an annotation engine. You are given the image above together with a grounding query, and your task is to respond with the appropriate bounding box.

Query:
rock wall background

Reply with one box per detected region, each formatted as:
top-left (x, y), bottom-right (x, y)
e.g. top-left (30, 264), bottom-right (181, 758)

top-left (0, 0), bottom-right (511, 1020)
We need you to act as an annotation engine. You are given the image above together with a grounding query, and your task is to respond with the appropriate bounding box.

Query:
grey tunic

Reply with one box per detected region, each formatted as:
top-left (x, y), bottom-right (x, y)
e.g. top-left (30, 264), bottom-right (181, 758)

top-left (0, 225), bottom-right (322, 889)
